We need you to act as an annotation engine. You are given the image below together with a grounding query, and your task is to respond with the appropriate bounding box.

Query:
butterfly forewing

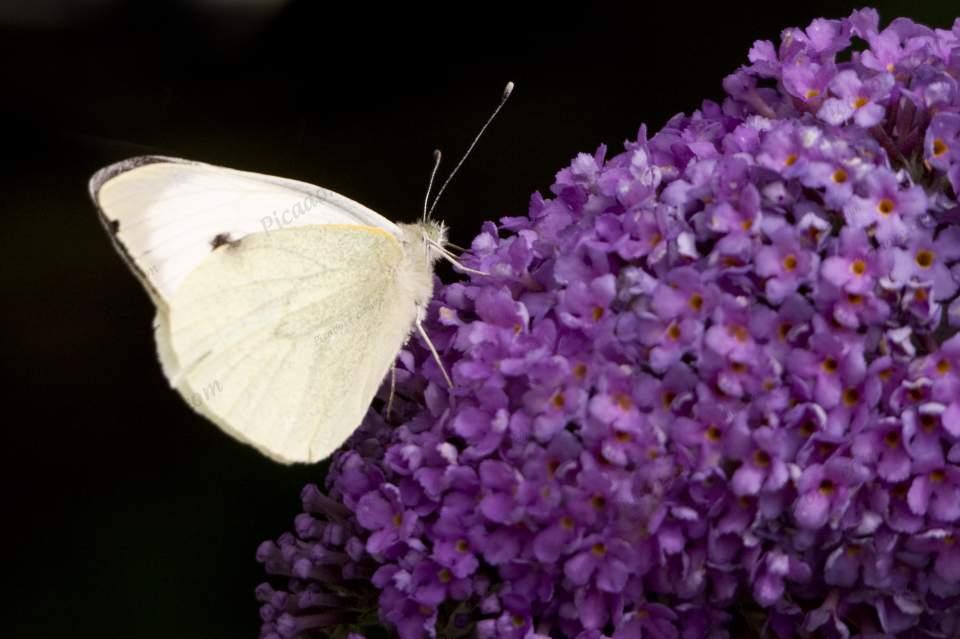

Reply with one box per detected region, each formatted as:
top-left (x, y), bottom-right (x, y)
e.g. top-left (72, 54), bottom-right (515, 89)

top-left (91, 156), bottom-right (401, 303)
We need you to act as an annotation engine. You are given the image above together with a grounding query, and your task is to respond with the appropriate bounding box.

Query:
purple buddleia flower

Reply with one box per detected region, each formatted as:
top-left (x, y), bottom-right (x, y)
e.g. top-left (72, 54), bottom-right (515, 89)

top-left (818, 69), bottom-right (895, 128)
top-left (844, 168), bottom-right (927, 245)
top-left (793, 457), bottom-right (872, 530)
top-left (729, 427), bottom-right (790, 497)
top-left (925, 112), bottom-right (960, 192)
top-left (820, 227), bottom-right (891, 294)
top-left (891, 226), bottom-right (960, 300)
top-left (410, 560), bottom-right (473, 606)
top-left (902, 405), bottom-right (950, 465)
top-left (563, 535), bottom-right (635, 594)
top-left (704, 295), bottom-right (760, 363)
top-left (355, 484), bottom-right (419, 556)
top-left (755, 226), bottom-right (819, 303)
top-left (611, 604), bottom-right (678, 639)
top-left (852, 417), bottom-right (912, 481)
top-left (751, 549), bottom-right (812, 607)
top-left (908, 463), bottom-right (960, 522)
top-left (258, 9), bottom-right (960, 639)
top-left (782, 55), bottom-right (836, 105)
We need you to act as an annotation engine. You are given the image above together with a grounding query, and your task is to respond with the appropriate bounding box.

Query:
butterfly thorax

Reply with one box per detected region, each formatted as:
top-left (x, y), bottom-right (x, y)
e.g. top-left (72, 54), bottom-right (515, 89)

top-left (397, 221), bottom-right (446, 309)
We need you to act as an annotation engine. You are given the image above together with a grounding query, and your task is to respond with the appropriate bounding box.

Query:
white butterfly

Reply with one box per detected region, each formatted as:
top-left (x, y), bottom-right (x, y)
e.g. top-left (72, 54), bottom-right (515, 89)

top-left (91, 155), bottom-right (459, 463)
top-left (91, 83), bottom-right (511, 464)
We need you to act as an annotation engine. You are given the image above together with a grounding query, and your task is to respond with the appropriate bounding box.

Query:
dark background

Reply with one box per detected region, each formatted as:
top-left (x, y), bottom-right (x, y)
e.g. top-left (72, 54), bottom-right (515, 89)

top-left (2, 1), bottom-right (955, 637)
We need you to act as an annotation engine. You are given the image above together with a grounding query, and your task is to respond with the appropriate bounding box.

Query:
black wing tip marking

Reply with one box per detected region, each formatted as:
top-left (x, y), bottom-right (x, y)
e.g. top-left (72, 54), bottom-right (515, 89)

top-left (89, 156), bottom-right (204, 302)
top-left (88, 155), bottom-right (202, 206)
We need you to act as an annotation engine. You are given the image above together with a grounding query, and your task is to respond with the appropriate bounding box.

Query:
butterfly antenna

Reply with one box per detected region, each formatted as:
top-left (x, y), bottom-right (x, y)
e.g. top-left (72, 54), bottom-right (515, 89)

top-left (422, 149), bottom-right (442, 222)
top-left (426, 81), bottom-right (514, 219)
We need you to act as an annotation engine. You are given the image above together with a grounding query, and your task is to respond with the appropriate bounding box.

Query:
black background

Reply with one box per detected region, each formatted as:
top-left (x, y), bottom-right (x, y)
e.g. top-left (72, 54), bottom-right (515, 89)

top-left (3, 1), bottom-right (955, 637)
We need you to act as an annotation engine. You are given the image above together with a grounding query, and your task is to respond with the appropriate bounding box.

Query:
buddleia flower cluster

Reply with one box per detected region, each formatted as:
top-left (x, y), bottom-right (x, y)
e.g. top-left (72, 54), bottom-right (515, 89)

top-left (256, 8), bottom-right (960, 638)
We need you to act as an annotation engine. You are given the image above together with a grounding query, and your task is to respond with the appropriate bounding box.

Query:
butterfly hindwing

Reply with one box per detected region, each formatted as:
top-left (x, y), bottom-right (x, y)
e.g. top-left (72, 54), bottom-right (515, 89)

top-left (158, 224), bottom-right (421, 463)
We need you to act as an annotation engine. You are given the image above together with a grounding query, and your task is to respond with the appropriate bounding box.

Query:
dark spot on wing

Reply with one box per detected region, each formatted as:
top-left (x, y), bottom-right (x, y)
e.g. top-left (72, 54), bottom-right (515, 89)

top-left (210, 232), bottom-right (237, 250)
top-left (108, 220), bottom-right (120, 234)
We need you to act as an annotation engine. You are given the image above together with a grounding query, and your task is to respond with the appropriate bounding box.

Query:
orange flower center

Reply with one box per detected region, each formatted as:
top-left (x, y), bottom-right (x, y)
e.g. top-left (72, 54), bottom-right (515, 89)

top-left (753, 449), bottom-right (771, 468)
top-left (931, 469), bottom-right (946, 483)
top-left (551, 392), bottom-right (566, 409)
top-left (852, 96), bottom-right (868, 109)
top-left (782, 254), bottom-right (798, 271)
top-left (722, 255), bottom-right (743, 267)
top-left (615, 393), bottom-right (633, 410)
top-left (729, 325), bottom-right (750, 342)
top-left (591, 543), bottom-right (607, 556)
top-left (932, 138), bottom-right (949, 158)
top-left (819, 479), bottom-right (836, 495)
top-left (936, 359), bottom-right (951, 375)
top-left (547, 459), bottom-right (560, 476)
top-left (592, 306), bottom-right (605, 321)
top-left (805, 88), bottom-right (821, 100)
top-left (689, 293), bottom-right (704, 311)
top-left (832, 168), bottom-right (848, 183)
top-left (785, 153), bottom-right (798, 167)
top-left (662, 391), bottom-right (677, 408)
top-left (667, 323), bottom-right (682, 341)
top-left (877, 198), bottom-right (895, 215)
top-left (822, 357), bottom-right (838, 374)
top-left (915, 249), bottom-right (935, 268)
top-left (884, 431), bottom-right (901, 447)
top-left (778, 322), bottom-right (792, 341)
top-left (843, 388), bottom-right (860, 407)
top-left (705, 425), bottom-right (723, 442)
top-left (850, 259), bottom-right (867, 275)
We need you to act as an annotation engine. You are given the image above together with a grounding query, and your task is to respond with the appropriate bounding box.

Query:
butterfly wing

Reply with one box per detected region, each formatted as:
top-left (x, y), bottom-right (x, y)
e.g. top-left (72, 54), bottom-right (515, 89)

top-left (90, 156), bottom-right (401, 303)
top-left (158, 224), bottom-right (422, 463)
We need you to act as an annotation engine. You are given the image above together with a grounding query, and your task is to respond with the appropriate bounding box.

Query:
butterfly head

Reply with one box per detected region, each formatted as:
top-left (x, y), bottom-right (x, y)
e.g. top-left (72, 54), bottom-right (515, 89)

top-left (419, 219), bottom-right (448, 258)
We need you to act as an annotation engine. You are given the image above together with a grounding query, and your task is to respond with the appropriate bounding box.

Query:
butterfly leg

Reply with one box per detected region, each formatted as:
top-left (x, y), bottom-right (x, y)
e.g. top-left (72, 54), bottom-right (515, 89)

top-left (416, 320), bottom-right (453, 388)
top-left (424, 237), bottom-right (489, 276)
top-left (385, 365), bottom-right (397, 416)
